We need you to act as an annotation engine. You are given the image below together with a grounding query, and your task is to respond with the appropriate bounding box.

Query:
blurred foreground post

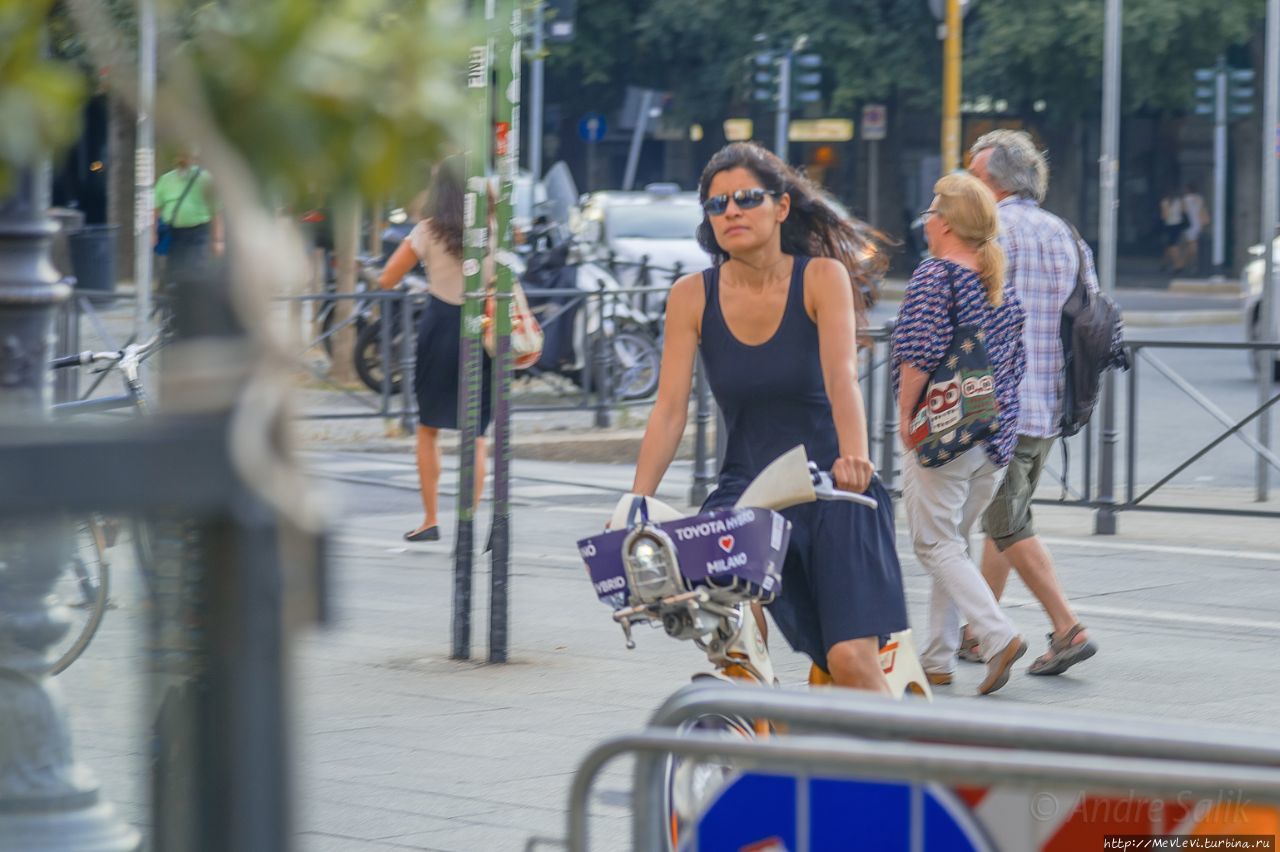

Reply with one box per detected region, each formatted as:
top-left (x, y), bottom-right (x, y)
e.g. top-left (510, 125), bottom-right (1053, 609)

top-left (0, 170), bottom-right (140, 850)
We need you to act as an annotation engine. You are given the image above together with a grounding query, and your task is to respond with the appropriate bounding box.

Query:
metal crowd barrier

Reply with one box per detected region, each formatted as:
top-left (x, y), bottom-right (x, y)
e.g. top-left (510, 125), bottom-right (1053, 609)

top-left (1118, 339), bottom-right (1280, 519)
top-left (277, 288), bottom-right (420, 432)
top-left (549, 683), bottom-right (1280, 851)
top-left (62, 274), bottom-right (1279, 521)
top-left (273, 277), bottom-right (676, 427)
top-left (860, 333), bottom-right (1279, 521)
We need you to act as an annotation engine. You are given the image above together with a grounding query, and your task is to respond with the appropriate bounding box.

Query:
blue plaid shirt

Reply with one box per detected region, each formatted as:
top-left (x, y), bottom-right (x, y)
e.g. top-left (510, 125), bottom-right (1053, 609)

top-left (997, 196), bottom-right (1102, 438)
top-left (892, 258), bottom-right (1026, 467)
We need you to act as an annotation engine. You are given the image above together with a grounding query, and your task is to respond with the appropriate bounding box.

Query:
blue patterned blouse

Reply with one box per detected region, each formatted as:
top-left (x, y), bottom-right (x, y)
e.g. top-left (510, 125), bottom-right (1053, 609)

top-left (891, 258), bottom-right (1027, 467)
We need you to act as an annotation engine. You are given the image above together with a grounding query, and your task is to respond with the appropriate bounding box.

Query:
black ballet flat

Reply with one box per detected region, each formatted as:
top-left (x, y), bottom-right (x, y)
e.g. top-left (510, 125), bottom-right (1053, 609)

top-left (403, 526), bottom-right (440, 542)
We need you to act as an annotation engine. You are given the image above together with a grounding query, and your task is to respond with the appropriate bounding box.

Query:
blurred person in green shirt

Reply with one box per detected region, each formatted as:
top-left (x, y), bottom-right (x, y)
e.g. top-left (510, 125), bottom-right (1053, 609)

top-left (154, 148), bottom-right (223, 285)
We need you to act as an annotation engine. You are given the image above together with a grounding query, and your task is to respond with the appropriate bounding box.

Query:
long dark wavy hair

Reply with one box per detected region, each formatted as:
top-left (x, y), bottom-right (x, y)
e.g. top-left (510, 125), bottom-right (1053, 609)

top-left (425, 156), bottom-right (465, 260)
top-left (695, 142), bottom-right (890, 321)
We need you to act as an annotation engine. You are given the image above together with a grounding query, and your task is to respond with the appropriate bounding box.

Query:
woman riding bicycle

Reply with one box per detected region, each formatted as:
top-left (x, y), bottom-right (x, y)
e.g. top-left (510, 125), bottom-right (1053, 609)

top-left (630, 142), bottom-right (908, 693)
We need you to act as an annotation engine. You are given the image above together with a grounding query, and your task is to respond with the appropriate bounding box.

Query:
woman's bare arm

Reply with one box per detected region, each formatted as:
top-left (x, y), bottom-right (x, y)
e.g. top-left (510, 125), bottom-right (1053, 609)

top-left (809, 258), bottom-right (874, 492)
top-left (378, 240), bottom-right (420, 290)
top-left (898, 363), bottom-right (928, 446)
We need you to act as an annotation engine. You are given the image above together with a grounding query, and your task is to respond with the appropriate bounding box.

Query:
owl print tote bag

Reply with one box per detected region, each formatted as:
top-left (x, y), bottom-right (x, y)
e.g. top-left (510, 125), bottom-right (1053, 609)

top-left (904, 274), bottom-right (1000, 468)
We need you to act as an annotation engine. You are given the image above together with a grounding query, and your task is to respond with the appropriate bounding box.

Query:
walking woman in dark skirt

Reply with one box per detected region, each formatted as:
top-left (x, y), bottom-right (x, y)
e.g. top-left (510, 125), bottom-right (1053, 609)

top-left (630, 142), bottom-right (909, 692)
top-left (379, 159), bottom-right (490, 542)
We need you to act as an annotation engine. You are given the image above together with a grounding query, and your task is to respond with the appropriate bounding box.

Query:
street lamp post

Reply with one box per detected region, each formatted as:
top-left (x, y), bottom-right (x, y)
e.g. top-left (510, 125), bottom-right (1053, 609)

top-left (529, 0), bottom-right (544, 180)
top-left (0, 172), bottom-right (140, 849)
top-left (1093, 0), bottom-right (1123, 535)
top-left (1258, 0), bottom-right (1279, 502)
top-left (775, 46), bottom-right (793, 163)
top-left (941, 0), bottom-right (963, 173)
top-left (135, 0), bottom-right (156, 339)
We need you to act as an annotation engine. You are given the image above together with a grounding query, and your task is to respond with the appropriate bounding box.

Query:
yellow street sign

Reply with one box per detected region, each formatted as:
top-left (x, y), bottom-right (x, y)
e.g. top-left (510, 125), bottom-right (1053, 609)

top-left (788, 118), bottom-right (855, 142)
top-left (723, 118), bottom-right (754, 141)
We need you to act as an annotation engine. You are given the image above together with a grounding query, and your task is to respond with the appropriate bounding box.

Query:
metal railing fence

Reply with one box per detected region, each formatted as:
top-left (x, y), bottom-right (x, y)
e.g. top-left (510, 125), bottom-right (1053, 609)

top-left (547, 683), bottom-right (1280, 852)
top-left (58, 278), bottom-right (1280, 520)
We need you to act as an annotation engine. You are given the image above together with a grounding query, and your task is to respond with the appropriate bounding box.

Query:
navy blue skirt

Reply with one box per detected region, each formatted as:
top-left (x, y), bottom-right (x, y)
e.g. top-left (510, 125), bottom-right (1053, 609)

top-left (414, 294), bottom-right (492, 431)
top-left (703, 476), bottom-right (908, 670)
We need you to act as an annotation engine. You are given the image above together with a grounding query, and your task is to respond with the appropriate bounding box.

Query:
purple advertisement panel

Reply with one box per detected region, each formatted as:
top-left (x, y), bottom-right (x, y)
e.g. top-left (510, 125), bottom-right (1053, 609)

top-left (662, 508), bottom-right (788, 588)
top-left (578, 529), bottom-right (630, 611)
top-left (577, 509), bottom-right (792, 611)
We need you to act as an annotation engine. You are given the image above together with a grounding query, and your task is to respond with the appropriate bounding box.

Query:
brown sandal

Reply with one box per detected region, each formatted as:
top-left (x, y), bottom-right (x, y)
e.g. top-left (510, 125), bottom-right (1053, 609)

top-left (1027, 624), bottom-right (1097, 676)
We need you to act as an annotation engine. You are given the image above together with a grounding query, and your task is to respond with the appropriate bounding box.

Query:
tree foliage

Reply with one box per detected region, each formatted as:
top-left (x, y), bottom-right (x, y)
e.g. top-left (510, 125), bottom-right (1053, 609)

top-left (546, 0), bottom-right (940, 124)
top-left (635, 0), bottom-right (940, 115)
top-left (179, 0), bottom-right (473, 203)
top-left (965, 0), bottom-right (1265, 124)
top-left (7, 0), bottom-right (473, 204)
top-left (0, 0), bottom-right (87, 192)
top-left (545, 0), bottom-right (1267, 130)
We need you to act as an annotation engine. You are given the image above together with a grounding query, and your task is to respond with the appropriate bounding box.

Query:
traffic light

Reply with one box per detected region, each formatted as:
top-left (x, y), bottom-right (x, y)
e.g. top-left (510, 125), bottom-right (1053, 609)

top-left (793, 54), bottom-right (822, 104)
top-left (1229, 68), bottom-right (1255, 118)
top-left (747, 49), bottom-right (822, 105)
top-left (750, 51), bottom-right (778, 103)
top-left (1193, 68), bottom-right (1215, 117)
top-left (1192, 64), bottom-right (1254, 120)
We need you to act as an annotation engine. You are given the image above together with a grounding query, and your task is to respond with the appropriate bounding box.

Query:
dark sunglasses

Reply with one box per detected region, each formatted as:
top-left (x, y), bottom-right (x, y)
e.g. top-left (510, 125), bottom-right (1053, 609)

top-left (703, 187), bottom-right (779, 216)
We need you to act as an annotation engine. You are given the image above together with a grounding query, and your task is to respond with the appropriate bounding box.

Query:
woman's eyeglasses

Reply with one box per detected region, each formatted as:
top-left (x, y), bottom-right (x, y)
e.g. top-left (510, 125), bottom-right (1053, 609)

top-left (703, 188), bottom-right (779, 216)
top-left (919, 207), bottom-right (940, 224)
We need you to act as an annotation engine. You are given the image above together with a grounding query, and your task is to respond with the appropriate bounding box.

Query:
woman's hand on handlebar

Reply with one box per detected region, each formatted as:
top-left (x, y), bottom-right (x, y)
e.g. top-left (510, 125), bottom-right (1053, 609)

top-left (831, 455), bottom-right (874, 494)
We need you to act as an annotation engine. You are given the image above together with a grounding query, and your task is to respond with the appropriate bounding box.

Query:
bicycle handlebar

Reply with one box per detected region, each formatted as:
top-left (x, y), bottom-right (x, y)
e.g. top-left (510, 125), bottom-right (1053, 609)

top-left (51, 352), bottom-right (91, 370)
top-left (49, 334), bottom-right (162, 372)
top-left (810, 469), bottom-right (879, 510)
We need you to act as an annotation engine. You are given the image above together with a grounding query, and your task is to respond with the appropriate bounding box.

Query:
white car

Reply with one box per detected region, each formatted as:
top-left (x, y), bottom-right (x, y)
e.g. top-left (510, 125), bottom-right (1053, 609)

top-left (574, 185), bottom-right (710, 305)
top-left (1240, 238), bottom-right (1280, 379)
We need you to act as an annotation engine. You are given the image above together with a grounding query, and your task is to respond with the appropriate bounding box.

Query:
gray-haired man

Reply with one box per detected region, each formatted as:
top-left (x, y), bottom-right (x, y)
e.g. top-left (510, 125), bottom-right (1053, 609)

top-left (964, 129), bottom-right (1098, 676)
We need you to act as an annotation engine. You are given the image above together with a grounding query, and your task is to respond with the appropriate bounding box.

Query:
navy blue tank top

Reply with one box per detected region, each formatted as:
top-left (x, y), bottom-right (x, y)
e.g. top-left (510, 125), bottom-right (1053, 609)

top-left (700, 256), bottom-right (840, 503)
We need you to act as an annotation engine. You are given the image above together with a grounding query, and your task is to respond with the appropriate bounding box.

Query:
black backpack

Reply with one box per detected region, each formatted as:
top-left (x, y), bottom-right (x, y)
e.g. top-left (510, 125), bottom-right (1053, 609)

top-left (1060, 226), bottom-right (1129, 438)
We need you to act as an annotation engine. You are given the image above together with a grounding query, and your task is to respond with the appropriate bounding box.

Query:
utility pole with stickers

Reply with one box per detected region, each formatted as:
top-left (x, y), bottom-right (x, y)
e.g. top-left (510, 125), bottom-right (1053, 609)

top-left (454, 0), bottom-right (519, 662)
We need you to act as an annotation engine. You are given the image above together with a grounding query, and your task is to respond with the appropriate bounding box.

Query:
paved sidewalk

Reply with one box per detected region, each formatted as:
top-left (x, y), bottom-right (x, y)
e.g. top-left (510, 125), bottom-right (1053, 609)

top-left (56, 447), bottom-right (1280, 851)
top-left (298, 453), bottom-right (1280, 850)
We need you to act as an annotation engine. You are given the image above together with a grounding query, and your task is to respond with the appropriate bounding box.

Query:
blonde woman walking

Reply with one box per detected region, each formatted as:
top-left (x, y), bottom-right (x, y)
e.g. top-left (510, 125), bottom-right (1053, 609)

top-left (892, 172), bottom-right (1028, 695)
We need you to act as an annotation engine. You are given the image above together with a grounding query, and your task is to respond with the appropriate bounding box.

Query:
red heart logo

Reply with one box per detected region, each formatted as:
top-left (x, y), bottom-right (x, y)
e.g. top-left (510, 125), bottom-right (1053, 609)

top-left (718, 535), bottom-right (735, 553)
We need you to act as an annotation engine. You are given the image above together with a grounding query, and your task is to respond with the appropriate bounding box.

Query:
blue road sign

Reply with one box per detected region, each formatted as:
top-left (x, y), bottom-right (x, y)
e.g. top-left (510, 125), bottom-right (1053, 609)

top-left (579, 113), bottom-right (607, 143)
top-left (690, 773), bottom-right (995, 851)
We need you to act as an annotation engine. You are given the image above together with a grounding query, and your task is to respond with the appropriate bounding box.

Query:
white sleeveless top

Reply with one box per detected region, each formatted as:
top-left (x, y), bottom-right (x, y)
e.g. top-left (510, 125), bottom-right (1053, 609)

top-left (406, 219), bottom-right (464, 305)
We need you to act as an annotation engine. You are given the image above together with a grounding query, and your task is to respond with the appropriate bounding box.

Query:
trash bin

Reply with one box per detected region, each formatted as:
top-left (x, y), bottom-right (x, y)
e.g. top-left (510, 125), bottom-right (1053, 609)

top-left (67, 224), bottom-right (119, 293)
top-left (48, 207), bottom-right (86, 281)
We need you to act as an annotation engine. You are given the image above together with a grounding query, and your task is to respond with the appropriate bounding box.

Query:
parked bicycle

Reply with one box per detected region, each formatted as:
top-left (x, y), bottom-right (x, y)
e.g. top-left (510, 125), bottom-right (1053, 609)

top-left (46, 332), bottom-right (164, 673)
top-left (577, 445), bottom-right (931, 847)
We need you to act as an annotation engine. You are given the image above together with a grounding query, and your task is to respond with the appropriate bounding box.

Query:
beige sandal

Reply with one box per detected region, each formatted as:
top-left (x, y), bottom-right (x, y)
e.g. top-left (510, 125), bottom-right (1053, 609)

top-left (1028, 624), bottom-right (1097, 676)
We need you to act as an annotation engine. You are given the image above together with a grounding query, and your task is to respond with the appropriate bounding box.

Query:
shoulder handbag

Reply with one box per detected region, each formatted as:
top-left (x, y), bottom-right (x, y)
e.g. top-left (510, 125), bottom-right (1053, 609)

top-left (155, 167), bottom-right (201, 257)
top-left (482, 257), bottom-right (544, 369)
top-left (903, 268), bottom-right (1001, 467)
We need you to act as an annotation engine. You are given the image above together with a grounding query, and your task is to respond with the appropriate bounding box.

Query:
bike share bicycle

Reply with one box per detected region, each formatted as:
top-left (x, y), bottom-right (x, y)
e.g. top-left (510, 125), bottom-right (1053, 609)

top-left (46, 327), bottom-right (166, 673)
top-left (578, 445), bottom-right (931, 847)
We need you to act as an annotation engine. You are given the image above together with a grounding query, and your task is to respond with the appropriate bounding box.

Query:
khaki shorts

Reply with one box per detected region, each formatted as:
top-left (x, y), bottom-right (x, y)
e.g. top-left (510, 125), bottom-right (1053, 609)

top-left (982, 435), bottom-right (1057, 551)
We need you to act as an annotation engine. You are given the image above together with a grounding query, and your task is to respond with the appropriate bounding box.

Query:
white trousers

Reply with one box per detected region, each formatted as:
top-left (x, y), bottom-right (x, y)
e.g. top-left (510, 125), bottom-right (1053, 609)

top-left (902, 446), bottom-right (1017, 675)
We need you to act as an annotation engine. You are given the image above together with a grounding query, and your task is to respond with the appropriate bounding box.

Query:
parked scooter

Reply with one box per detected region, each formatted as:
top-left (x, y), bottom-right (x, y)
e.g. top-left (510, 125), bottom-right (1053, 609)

top-left (520, 220), bottom-right (661, 400)
top-left (332, 216), bottom-right (428, 393)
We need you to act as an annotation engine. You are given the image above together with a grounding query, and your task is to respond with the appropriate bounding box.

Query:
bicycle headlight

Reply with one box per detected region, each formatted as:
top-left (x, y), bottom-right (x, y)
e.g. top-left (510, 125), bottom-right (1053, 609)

top-left (623, 528), bottom-right (681, 604)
